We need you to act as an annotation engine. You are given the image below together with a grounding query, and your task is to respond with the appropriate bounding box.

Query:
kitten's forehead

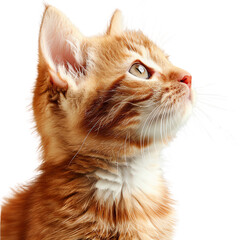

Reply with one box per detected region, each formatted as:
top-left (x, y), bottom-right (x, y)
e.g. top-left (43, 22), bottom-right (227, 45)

top-left (91, 30), bottom-right (169, 74)
top-left (121, 31), bottom-right (168, 64)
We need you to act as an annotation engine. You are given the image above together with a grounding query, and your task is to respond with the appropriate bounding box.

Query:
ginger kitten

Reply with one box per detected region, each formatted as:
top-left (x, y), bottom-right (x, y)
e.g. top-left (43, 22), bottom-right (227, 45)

top-left (1, 6), bottom-right (193, 240)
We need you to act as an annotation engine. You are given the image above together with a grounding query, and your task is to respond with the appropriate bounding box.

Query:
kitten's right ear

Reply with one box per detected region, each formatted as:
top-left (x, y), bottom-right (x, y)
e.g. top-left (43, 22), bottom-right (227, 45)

top-left (107, 9), bottom-right (124, 35)
top-left (39, 6), bottom-right (85, 89)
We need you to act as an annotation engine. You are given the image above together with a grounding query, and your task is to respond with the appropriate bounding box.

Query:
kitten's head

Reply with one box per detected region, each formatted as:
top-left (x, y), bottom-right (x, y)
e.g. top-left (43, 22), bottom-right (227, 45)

top-left (34, 6), bottom-right (193, 163)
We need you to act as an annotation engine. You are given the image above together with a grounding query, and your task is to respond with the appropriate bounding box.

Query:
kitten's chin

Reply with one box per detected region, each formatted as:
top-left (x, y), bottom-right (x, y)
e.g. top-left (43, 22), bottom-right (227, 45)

top-left (180, 99), bottom-right (193, 126)
top-left (141, 97), bottom-right (193, 145)
top-left (189, 88), bottom-right (196, 105)
top-left (178, 88), bottom-right (194, 124)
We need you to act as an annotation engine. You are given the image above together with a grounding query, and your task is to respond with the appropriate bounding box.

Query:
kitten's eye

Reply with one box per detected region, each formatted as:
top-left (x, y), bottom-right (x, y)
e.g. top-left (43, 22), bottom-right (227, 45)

top-left (129, 63), bottom-right (150, 79)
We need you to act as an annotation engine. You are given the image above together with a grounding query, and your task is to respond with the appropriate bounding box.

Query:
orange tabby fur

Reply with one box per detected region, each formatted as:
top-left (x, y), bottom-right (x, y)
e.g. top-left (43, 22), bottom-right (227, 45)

top-left (1, 6), bottom-right (193, 240)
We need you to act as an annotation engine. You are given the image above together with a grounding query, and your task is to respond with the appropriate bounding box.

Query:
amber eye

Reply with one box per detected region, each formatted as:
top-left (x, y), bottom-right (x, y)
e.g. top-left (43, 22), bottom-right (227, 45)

top-left (129, 63), bottom-right (150, 79)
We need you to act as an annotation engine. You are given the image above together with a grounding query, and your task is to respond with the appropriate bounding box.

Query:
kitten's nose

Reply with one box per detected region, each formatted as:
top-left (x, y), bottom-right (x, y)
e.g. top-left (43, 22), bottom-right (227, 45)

top-left (179, 75), bottom-right (192, 89)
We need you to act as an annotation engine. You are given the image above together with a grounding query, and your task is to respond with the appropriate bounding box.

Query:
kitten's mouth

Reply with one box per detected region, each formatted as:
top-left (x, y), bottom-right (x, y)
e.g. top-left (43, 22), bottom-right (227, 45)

top-left (181, 85), bottom-right (194, 104)
top-left (188, 90), bottom-right (192, 101)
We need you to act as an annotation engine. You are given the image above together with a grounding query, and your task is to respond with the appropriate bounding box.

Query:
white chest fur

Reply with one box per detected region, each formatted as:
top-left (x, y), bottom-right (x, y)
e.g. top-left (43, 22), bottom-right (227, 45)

top-left (94, 149), bottom-right (164, 201)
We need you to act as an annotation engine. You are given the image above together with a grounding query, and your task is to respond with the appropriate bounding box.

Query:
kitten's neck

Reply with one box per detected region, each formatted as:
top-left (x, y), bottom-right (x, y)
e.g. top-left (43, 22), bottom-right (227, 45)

top-left (42, 146), bottom-right (165, 201)
top-left (94, 147), bottom-right (165, 201)
top-left (39, 147), bottom-right (173, 238)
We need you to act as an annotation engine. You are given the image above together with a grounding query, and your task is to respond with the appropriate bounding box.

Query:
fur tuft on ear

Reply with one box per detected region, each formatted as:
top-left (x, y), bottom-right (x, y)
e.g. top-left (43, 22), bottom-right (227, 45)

top-left (39, 5), bottom-right (86, 89)
top-left (107, 9), bottom-right (124, 35)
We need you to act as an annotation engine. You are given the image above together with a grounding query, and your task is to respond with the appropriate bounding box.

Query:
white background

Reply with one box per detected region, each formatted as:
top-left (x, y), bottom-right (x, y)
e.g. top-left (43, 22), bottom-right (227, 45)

top-left (0, 0), bottom-right (240, 239)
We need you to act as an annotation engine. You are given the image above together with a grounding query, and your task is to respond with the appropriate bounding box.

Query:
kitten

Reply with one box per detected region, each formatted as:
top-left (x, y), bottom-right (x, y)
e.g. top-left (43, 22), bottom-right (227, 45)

top-left (1, 6), bottom-right (193, 240)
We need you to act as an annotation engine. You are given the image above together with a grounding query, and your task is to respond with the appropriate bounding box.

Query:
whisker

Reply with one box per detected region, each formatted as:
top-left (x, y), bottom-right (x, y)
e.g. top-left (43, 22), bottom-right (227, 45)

top-left (196, 92), bottom-right (227, 99)
top-left (153, 105), bottom-right (163, 152)
top-left (146, 104), bottom-right (162, 157)
top-left (68, 116), bottom-right (103, 166)
top-left (192, 109), bottom-right (215, 140)
top-left (140, 105), bottom-right (160, 157)
top-left (196, 99), bottom-right (228, 111)
top-left (159, 102), bottom-right (168, 145)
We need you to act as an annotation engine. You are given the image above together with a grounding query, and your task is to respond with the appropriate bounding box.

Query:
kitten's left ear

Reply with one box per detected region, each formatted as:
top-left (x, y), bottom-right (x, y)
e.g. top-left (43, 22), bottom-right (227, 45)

top-left (39, 5), bottom-right (86, 90)
top-left (107, 9), bottom-right (124, 35)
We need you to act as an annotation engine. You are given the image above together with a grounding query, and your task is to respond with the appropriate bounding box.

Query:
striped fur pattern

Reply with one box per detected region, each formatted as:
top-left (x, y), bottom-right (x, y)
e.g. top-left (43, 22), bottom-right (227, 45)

top-left (1, 6), bottom-right (193, 240)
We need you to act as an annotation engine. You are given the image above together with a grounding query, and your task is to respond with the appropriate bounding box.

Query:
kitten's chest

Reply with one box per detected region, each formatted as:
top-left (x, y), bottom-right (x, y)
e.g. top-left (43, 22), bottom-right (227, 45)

top-left (91, 152), bottom-right (174, 239)
top-left (94, 151), bottom-right (164, 200)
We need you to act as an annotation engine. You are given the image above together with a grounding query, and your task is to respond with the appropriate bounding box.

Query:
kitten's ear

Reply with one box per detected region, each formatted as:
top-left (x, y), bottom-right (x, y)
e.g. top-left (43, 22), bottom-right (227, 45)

top-left (107, 9), bottom-right (124, 35)
top-left (39, 6), bottom-right (85, 89)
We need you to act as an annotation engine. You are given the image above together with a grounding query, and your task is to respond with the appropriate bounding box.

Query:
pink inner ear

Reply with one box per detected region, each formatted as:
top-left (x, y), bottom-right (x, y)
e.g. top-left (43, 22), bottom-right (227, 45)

top-left (50, 38), bottom-right (78, 70)
top-left (45, 36), bottom-right (86, 88)
top-left (50, 36), bottom-right (81, 72)
top-left (40, 6), bottom-right (86, 89)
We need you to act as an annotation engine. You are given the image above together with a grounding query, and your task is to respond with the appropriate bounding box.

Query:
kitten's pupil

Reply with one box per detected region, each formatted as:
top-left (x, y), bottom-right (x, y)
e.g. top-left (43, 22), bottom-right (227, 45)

top-left (129, 63), bottom-right (149, 79)
top-left (137, 65), bottom-right (145, 74)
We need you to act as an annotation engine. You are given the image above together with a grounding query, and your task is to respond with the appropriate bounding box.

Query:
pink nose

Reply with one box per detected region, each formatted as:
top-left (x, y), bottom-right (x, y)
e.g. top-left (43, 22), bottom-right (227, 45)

top-left (179, 75), bottom-right (192, 88)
